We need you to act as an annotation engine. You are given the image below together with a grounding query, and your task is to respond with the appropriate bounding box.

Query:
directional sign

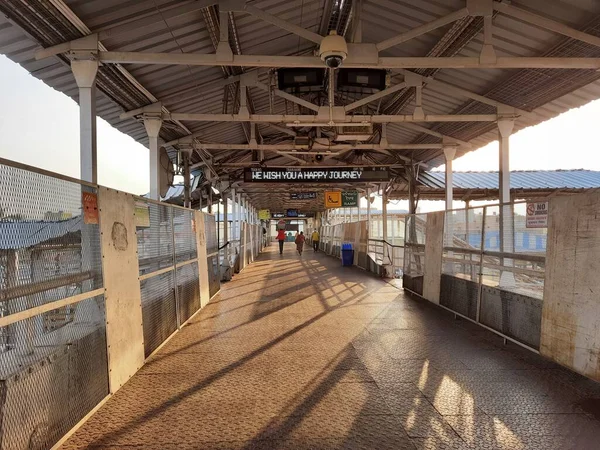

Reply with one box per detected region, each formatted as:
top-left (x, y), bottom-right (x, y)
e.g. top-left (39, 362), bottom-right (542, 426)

top-left (341, 191), bottom-right (359, 207)
top-left (526, 202), bottom-right (548, 228)
top-left (244, 167), bottom-right (389, 183)
top-left (324, 191), bottom-right (342, 208)
top-left (287, 209), bottom-right (299, 217)
top-left (290, 192), bottom-right (317, 200)
top-left (273, 212), bottom-right (315, 218)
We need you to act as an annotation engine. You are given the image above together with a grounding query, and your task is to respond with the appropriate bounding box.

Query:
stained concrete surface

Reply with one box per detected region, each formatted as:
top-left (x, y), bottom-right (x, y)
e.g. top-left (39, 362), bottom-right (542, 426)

top-left (62, 244), bottom-right (600, 449)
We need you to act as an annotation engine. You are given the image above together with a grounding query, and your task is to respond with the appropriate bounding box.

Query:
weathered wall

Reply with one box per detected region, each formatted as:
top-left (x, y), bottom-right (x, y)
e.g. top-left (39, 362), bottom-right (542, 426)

top-left (540, 191), bottom-right (600, 381)
top-left (422, 211), bottom-right (444, 304)
top-left (98, 188), bottom-right (145, 393)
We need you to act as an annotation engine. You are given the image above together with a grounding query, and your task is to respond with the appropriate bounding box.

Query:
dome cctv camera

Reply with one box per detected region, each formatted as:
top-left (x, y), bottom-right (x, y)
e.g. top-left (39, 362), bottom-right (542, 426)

top-left (319, 31), bottom-right (348, 69)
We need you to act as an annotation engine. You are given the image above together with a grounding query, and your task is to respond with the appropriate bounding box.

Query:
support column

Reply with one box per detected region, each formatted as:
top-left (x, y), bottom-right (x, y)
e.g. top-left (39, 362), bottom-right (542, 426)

top-left (143, 103), bottom-right (163, 200)
top-left (236, 193), bottom-right (242, 241)
top-left (382, 191), bottom-right (388, 242)
top-left (366, 188), bottom-right (371, 236)
top-left (223, 194), bottom-right (229, 266)
top-left (71, 58), bottom-right (99, 183)
top-left (443, 146), bottom-right (456, 212)
top-left (230, 188), bottom-right (236, 240)
top-left (498, 116), bottom-right (515, 287)
top-left (443, 145), bottom-right (457, 272)
top-left (183, 150), bottom-right (191, 208)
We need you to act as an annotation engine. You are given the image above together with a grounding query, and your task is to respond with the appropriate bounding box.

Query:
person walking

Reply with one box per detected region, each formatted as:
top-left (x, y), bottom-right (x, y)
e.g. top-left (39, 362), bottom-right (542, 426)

top-left (311, 229), bottom-right (320, 252)
top-left (277, 228), bottom-right (286, 254)
top-left (295, 231), bottom-right (306, 255)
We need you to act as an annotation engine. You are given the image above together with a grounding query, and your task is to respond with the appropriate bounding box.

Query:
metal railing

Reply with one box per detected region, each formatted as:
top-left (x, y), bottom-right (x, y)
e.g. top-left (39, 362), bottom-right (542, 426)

top-left (403, 201), bottom-right (547, 351)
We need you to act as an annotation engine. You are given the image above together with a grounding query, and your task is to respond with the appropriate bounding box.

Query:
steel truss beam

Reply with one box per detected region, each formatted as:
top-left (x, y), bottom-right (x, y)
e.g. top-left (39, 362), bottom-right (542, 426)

top-left (193, 143), bottom-right (446, 151)
top-left (94, 52), bottom-right (600, 69)
top-left (163, 113), bottom-right (499, 123)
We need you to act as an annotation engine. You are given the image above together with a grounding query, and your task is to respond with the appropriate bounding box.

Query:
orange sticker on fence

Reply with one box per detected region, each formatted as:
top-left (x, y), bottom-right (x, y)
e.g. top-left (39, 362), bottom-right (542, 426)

top-left (83, 192), bottom-right (99, 224)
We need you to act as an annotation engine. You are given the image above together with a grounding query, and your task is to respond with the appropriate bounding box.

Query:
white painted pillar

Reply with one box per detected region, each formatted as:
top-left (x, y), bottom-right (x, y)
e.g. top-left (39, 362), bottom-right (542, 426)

top-left (71, 59), bottom-right (99, 183)
top-left (143, 104), bottom-right (163, 200)
top-left (183, 150), bottom-right (191, 208)
top-left (366, 188), bottom-right (371, 236)
top-left (230, 188), bottom-right (236, 242)
top-left (498, 117), bottom-right (515, 287)
top-left (382, 191), bottom-right (388, 242)
top-left (443, 146), bottom-right (456, 212)
top-left (236, 193), bottom-right (242, 241)
top-left (443, 146), bottom-right (457, 272)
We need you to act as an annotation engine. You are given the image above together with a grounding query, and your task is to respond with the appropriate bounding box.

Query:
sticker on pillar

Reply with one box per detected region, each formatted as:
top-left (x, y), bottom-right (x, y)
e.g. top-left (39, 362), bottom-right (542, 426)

top-left (82, 192), bottom-right (99, 224)
top-left (258, 209), bottom-right (271, 220)
top-left (526, 202), bottom-right (548, 228)
top-left (134, 201), bottom-right (150, 228)
top-left (341, 191), bottom-right (359, 207)
top-left (324, 191), bottom-right (341, 208)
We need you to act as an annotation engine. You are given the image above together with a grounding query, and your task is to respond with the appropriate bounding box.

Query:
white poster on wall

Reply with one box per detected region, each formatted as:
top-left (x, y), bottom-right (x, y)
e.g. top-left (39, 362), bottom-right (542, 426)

top-left (526, 202), bottom-right (549, 228)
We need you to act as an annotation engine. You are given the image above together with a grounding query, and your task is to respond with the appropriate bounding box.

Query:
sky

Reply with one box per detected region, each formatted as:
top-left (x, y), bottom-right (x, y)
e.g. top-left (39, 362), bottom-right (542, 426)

top-left (0, 55), bottom-right (149, 195)
top-left (1, 54), bottom-right (600, 208)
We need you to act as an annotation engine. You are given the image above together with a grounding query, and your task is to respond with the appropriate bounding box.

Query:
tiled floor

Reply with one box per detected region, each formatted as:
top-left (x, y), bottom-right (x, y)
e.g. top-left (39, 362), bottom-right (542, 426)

top-left (62, 245), bottom-right (600, 449)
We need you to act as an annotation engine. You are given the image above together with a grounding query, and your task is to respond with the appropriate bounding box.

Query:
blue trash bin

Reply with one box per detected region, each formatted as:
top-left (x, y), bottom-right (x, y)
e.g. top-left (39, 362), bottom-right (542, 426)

top-left (341, 243), bottom-right (354, 266)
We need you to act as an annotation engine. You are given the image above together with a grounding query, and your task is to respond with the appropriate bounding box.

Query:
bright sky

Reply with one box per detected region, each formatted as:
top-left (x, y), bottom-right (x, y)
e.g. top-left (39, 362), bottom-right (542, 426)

top-left (0, 55), bottom-right (149, 195)
top-left (1, 54), bottom-right (600, 206)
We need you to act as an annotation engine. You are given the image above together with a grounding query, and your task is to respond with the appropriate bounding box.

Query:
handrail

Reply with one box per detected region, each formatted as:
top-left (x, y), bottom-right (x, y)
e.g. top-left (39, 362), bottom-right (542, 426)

top-left (443, 246), bottom-right (546, 263)
top-left (367, 238), bottom-right (405, 249)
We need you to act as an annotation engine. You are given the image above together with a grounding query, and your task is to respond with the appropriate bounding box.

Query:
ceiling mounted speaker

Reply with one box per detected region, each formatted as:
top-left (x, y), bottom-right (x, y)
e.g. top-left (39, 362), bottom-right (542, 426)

top-left (277, 68), bottom-right (325, 93)
top-left (159, 147), bottom-right (175, 198)
top-left (338, 69), bottom-right (387, 93)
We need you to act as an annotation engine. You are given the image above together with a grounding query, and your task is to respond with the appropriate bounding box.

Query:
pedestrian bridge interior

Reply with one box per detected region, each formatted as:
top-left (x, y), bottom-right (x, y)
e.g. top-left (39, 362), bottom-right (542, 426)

top-left (60, 247), bottom-right (600, 450)
top-left (3, 0), bottom-right (600, 449)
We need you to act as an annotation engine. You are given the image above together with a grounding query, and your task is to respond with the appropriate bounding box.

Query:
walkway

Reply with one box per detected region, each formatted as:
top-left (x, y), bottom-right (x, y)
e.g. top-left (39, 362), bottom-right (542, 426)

top-left (63, 245), bottom-right (600, 450)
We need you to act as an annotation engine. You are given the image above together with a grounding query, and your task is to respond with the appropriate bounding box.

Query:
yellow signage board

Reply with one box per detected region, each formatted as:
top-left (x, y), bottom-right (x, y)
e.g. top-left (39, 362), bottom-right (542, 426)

top-left (134, 201), bottom-right (151, 228)
top-left (324, 191), bottom-right (342, 208)
top-left (258, 209), bottom-right (271, 220)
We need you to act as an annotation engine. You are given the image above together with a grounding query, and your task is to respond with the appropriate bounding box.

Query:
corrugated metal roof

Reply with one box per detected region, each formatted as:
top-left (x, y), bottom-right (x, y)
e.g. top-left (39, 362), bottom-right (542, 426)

top-left (420, 169), bottom-right (600, 190)
top-left (0, 216), bottom-right (82, 250)
top-left (2, 0), bottom-right (600, 209)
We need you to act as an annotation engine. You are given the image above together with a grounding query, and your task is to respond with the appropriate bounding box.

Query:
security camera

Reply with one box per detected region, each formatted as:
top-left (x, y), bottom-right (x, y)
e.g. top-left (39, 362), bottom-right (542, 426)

top-left (319, 31), bottom-right (348, 69)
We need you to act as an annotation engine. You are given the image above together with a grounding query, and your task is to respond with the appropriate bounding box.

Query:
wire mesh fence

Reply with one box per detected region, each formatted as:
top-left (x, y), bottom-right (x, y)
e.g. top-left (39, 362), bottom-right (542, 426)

top-left (136, 201), bottom-right (174, 275)
top-left (177, 262), bottom-right (201, 324)
top-left (0, 159), bottom-right (221, 449)
top-left (0, 165), bottom-right (103, 322)
top-left (0, 295), bottom-right (108, 450)
top-left (173, 208), bottom-right (197, 264)
top-left (140, 271), bottom-right (177, 357)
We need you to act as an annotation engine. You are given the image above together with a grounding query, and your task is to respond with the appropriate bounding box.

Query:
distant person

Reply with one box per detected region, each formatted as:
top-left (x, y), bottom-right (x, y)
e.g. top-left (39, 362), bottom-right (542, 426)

top-left (311, 229), bottom-right (320, 252)
top-left (295, 231), bottom-right (306, 255)
top-left (277, 228), bottom-right (286, 254)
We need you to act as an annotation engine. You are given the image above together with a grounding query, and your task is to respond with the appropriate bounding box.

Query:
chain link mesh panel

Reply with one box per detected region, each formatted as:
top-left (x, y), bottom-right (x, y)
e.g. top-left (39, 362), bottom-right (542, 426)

top-left (208, 255), bottom-right (220, 299)
top-left (0, 295), bottom-right (108, 449)
top-left (0, 164), bottom-right (102, 324)
top-left (136, 200), bottom-right (174, 276)
top-left (204, 214), bottom-right (218, 255)
top-left (173, 208), bottom-right (197, 264)
top-left (177, 262), bottom-right (200, 323)
top-left (403, 214), bottom-right (427, 277)
top-left (140, 271), bottom-right (177, 358)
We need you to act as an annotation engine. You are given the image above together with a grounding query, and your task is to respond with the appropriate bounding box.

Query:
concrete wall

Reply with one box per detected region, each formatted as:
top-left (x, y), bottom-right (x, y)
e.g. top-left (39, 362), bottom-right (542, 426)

top-left (541, 191), bottom-right (600, 381)
top-left (422, 211), bottom-right (444, 304)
